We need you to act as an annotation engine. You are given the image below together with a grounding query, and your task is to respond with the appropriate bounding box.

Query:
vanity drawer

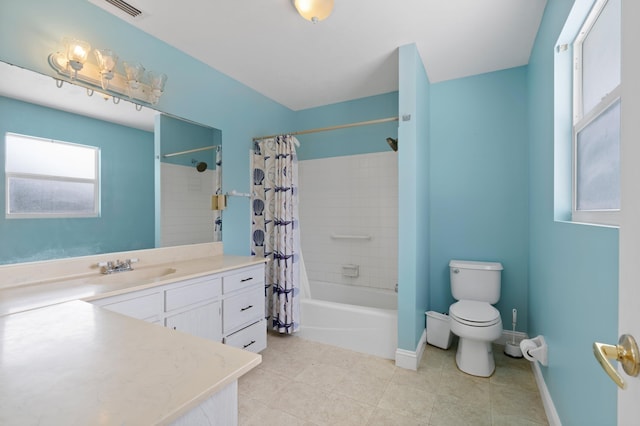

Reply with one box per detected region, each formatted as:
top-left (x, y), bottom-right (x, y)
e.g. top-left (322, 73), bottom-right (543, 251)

top-left (224, 319), bottom-right (266, 353)
top-left (223, 286), bottom-right (264, 333)
top-left (165, 276), bottom-right (222, 312)
top-left (97, 292), bottom-right (162, 322)
top-left (223, 265), bottom-right (264, 294)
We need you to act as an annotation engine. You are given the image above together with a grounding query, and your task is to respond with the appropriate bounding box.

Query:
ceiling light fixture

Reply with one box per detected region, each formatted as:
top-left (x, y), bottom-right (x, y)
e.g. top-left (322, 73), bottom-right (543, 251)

top-left (49, 37), bottom-right (167, 108)
top-left (293, 0), bottom-right (334, 23)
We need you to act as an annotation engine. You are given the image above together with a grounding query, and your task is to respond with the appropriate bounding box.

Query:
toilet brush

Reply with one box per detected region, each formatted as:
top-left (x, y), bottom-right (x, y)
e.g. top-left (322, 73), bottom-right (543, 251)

top-left (504, 308), bottom-right (523, 358)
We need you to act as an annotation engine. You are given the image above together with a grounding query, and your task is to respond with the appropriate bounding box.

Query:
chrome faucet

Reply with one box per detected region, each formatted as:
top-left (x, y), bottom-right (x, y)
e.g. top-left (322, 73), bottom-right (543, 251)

top-left (98, 258), bottom-right (138, 274)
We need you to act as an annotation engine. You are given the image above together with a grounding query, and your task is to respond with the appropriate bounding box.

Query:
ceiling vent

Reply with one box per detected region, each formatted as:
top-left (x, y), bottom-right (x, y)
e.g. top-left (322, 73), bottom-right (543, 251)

top-left (88, 0), bottom-right (148, 21)
top-left (103, 0), bottom-right (142, 18)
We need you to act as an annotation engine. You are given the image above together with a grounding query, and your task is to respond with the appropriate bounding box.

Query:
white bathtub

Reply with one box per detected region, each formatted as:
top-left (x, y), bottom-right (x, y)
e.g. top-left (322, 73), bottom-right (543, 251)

top-left (298, 281), bottom-right (398, 360)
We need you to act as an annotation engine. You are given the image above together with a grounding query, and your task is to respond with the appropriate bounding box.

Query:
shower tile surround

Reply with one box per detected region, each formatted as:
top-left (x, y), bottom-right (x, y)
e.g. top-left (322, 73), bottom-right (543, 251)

top-left (161, 163), bottom-right (216, 247)
top-left (239, 334), bottom-right (548, 426)
top-left (298, 152), bottom-right (398, 291)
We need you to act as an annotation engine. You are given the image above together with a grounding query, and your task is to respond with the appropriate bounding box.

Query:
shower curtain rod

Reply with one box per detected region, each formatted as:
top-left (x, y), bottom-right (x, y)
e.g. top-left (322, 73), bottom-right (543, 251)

top-left (162, 145), bottom-right (216, 158)
top-left (252, 116), bottom-right (399, 141)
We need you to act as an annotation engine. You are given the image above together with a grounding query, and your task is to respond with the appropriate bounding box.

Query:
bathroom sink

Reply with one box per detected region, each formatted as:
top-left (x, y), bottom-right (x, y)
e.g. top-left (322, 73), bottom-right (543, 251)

top-left (94, 266), bottom-right (177, 284)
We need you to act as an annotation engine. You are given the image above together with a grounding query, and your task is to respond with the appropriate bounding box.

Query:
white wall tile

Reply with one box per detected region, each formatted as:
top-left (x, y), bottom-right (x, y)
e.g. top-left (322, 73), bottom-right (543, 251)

top-left (299, 152), bottom-right (398, 291)
top-left (161, 163), bottom-right (216, 247)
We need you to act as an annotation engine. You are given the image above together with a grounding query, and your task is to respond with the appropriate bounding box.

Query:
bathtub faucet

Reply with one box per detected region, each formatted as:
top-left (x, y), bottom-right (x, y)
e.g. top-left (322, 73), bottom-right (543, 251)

top-left (98, 258), bottom-right (138, 274)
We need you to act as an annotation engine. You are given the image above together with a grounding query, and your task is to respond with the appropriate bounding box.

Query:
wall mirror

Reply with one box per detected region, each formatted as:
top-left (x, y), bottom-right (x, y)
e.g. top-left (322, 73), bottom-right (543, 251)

top-left (0, 61), bottom-right (222, 265)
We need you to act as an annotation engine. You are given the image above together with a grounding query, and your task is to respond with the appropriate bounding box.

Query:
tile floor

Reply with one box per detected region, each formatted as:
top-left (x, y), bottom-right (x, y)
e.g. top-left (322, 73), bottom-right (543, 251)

top-left (238, 333), bottom-right (548, 426)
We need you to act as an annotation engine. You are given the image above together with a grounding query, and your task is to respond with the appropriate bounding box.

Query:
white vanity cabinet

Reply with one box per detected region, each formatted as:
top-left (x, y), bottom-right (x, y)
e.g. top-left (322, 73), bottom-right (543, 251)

top-left (89, 262), bottom-right (266, 352)
top-left (221, 265), bottom-right (266, 353)
top-left (164, 274), bottom-right (222, 342)
top-left (165, 301), bottom-right (222, 342)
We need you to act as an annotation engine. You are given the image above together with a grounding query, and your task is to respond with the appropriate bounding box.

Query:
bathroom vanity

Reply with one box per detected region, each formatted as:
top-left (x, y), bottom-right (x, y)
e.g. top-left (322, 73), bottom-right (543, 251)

top-left (90, 263), bottom-right (267, 353)
top-left (0, 242), bottom-right (266, 425)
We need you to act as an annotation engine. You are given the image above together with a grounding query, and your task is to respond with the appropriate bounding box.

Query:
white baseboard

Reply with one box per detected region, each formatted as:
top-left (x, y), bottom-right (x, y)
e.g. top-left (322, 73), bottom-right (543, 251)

top-left (395, 329), bottom-right (427, 370)
top-left (494, 330), bottom-right (561, 426)
top-left (531, 360), bottom-right (562, 426)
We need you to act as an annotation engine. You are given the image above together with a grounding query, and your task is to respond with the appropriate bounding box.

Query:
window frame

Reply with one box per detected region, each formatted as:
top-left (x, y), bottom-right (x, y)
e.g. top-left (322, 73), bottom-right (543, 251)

top-left (5, 133), bottom-right (101, 219)
top-left (571, 0), bottom-right (620, 226)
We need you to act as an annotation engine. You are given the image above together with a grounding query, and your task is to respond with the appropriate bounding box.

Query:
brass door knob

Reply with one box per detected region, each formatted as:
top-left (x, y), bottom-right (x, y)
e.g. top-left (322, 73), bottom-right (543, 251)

top-left (593, 334), bottom-right (640, 389)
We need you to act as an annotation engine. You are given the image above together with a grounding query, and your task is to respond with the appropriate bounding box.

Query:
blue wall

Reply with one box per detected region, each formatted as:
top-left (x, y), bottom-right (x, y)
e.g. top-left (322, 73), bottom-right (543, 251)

top-left (295, 92), bottom-right (398, 160)
top-left (0, 0), bottom-right (296, 256)
top-left (528, 0), bottom-right (618, 424)
top-left (158, 114), bottom-right (220, 168)
top-left (0, 96), bottom-right (155, 264)
top-left (397, 44), bottom-right (431, 351)
top-left (429, 67), bottom-right (529, 332)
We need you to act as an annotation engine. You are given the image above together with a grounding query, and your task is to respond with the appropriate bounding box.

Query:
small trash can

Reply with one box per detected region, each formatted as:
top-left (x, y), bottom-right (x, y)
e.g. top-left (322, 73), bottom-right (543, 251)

top-left (426, 311), bottom-right (453, 350)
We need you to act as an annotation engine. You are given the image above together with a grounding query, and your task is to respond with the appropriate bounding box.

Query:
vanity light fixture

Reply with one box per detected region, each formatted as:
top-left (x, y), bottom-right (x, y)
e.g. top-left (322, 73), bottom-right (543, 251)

top-left (63, 38), bottom-right (91, 80)
top-left (293, 0), bottom-right (334, 23)
top-left (49, 38), bottom-right (167, 107)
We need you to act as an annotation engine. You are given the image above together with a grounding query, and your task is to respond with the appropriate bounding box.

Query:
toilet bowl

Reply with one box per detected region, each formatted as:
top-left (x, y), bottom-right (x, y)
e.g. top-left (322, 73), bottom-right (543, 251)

top-left (448, 260), bottom-right (504, 377)
top-left (449, 300), bottom-right (502, 377)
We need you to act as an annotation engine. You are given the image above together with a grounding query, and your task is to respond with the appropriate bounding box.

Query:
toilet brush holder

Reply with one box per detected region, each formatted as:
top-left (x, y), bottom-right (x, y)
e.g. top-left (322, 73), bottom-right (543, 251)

top-left (504, 308), bottom-right (523, 358)
top-left (504, 341), bottom-right (523, 358)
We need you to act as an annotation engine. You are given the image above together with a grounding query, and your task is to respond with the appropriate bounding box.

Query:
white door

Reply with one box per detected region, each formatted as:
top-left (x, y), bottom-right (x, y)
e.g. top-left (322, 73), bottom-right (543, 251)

top-left (617, 0), bottom-right (640, 422)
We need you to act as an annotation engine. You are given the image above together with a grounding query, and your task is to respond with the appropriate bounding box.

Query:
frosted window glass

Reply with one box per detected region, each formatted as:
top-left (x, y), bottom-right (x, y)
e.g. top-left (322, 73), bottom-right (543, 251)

top-left (8, 178), bottom-right (95, 214)
top-left (4, 133), bottom-right (99, 217)
top-left (582, 0), bottom-right (620, 114)
top-left (576, 100), bottom-right (620, 210)
top-left (5, 134), bottom-right (97, 179)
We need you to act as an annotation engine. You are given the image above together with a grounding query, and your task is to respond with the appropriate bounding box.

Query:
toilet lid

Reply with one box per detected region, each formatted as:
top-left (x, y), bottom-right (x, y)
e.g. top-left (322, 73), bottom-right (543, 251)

top-left (450, 300), bottom-right (501, 326)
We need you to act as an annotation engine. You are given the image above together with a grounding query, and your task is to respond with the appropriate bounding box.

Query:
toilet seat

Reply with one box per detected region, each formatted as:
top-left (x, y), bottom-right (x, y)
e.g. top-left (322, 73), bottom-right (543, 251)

top-left (450, 300), bottom-right (501, 327)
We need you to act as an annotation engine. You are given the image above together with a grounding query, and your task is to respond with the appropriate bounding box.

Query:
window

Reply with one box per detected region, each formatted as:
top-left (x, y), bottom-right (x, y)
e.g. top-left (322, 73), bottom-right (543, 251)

top-left (572, 0), bottom-right (621, 225)
top-left (5, 133), bottom-right (100, 218)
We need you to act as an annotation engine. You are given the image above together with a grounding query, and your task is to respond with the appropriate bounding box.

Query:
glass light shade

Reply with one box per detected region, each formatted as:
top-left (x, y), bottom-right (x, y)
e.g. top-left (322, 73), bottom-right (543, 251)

top-left (63, 38), bottom-right (91, 72)
top-left (147, 71), bottom-right (167, 92)
top-left (294, 0), bottom-right (334, 23)
top-left (94, 49), bottom-right (118, 74)
top-left (94, 49), bottom-right (119, 90)
top-left (147, 71), bottom-right (168, 105)
top-left (123, 61), bottom-right (145, 91)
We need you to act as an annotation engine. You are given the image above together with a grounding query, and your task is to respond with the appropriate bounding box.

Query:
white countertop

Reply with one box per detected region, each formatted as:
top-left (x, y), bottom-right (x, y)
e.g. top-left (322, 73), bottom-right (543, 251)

top-left (0, 254), bottom-right (266, 317)
top-left (0, 300), bottom-right (261, 425)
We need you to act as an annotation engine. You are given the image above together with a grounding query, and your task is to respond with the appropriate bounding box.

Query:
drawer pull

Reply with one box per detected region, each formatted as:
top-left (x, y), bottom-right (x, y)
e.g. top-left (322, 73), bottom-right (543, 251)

top-left (243, 340), bottom-right (256, 349)
top-left (240, 277), bottom-right (253, 282)
top-left (240, 304), bottom-right (254, 312)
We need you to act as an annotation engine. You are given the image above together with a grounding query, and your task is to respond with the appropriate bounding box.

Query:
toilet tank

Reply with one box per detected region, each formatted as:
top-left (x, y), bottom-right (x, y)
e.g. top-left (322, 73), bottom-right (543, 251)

top-left (449, 260), bottom-right (503, 304)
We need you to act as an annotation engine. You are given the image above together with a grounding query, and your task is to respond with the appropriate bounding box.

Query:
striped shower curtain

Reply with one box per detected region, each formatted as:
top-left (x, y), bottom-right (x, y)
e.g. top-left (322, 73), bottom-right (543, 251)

top-left (251, 135), bottom-right (300, 334)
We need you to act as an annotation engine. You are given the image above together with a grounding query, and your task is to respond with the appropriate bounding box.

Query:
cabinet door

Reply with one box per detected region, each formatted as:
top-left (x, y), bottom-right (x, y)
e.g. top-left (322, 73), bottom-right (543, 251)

top-left (165, 301), bottom-right (222, 342)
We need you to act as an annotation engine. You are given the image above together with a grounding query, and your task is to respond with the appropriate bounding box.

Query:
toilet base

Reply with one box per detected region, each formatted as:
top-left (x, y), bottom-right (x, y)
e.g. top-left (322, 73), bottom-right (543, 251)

top-left (455, 337), bottom-right (495, 377)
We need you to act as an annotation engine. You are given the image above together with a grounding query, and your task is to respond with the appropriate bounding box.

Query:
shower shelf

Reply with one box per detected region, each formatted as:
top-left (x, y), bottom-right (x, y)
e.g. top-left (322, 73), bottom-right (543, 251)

top-left (330, 233), bottom-right (372, 241)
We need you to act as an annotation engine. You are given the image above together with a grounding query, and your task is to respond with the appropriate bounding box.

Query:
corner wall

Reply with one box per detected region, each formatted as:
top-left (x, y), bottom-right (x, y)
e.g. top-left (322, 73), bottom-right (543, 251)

top-left (397, 44), bottom-right (431, 352)
top-left (429, 67), bottom-right (529, 332)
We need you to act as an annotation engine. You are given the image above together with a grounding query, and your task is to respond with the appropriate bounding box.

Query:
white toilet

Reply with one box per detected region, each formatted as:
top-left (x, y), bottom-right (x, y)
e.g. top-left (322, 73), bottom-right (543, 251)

top-left (448, 259), bottom-right (503, 377)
